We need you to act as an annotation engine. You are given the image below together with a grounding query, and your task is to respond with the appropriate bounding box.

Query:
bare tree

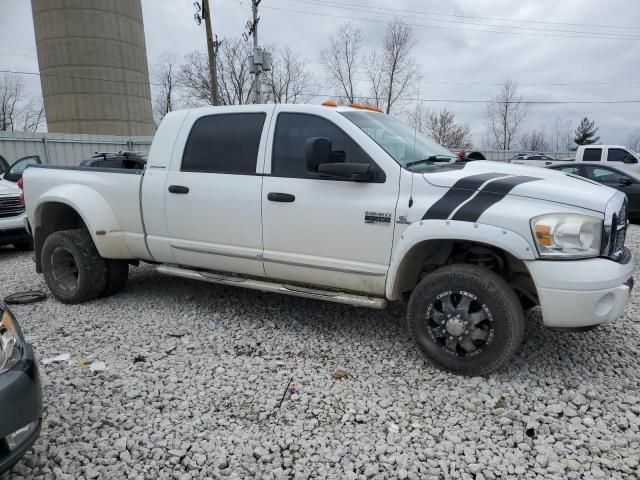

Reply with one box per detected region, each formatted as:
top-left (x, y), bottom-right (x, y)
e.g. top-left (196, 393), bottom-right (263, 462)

top-left (486, 80), bottom-right (531, 150)
top-left (551, 118), bottom-right (574, 152)
top-left (364, 49), bottom-right (385, 107)
top-left (152, 53), bottom-right (180, 126)
top-left (0, 73), bottom-right (44, 132)
top-left (627, 127), bottom-right (640, 151)
top-left (426, 108), bottom-right (472, 149)
top-left (262, 46), bottom-right (316, 104)
top-left (378, 19), bottom-right (420, 114)
top-left (180, 39), bottom-right (253, 106)
top-left (320, 22), bottom-right (362, 103)
top-left (520, 128), bottom-right (550, 152)
top-left (405, 102), bottom-right (429, 133)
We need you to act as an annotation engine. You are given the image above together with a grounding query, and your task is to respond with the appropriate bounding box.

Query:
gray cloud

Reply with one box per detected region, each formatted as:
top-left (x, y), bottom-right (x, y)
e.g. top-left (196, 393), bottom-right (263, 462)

top-left (1, 0), bottom-right (638, 146)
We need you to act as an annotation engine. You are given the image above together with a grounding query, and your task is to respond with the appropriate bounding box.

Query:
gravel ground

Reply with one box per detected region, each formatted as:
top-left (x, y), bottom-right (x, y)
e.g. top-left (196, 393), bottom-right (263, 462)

top-left (2, 227), bottom-right (640, 480)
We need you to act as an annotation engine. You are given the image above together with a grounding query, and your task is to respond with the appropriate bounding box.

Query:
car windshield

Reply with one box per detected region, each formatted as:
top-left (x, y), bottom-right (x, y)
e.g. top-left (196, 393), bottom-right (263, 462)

top-left (340, 111), bottom-right (457, 170)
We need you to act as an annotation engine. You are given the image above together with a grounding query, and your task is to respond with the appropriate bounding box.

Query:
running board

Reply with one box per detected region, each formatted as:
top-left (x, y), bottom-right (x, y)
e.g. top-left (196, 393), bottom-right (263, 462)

top-left (155, 265), bottom-right (387, 309)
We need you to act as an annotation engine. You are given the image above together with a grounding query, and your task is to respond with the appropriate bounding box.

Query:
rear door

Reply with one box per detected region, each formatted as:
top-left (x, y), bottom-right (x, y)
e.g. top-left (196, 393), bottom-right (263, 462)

top-left (163, 107), bottom-right (274, 276)
top-left (260, 108), bottom-right (400, 295)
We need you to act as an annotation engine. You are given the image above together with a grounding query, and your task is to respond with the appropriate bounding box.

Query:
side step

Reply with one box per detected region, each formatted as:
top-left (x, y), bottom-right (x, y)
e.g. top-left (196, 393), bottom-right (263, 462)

top-left (156, 265), bottom-right (387, 309)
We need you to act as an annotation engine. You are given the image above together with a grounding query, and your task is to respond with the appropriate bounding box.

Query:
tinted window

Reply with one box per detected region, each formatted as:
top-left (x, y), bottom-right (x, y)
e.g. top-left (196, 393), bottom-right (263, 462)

top-left (272, 113), bottom-right (381, 180)
top-left (182, 113), bottom-right (266, 174)
top-left (586, 166), bottom-right (630, 184)
top-left (607, 148), bottom-right (635, 163)
top-left (583, 148), bottom-right (602, 162)
top-left (95, 159), bottom-right (122, 168)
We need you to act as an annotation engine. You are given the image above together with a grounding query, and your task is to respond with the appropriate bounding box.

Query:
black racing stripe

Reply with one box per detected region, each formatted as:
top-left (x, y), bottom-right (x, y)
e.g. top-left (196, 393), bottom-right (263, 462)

top-left (451, 176), bottom-right (541, 222)
top-left (422, 172), bottom-right (508, 220)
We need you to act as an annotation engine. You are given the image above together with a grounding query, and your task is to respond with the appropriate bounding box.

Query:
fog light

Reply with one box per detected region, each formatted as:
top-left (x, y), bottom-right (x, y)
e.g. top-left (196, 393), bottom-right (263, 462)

top-left (5, 420), bottom-right (39, 451)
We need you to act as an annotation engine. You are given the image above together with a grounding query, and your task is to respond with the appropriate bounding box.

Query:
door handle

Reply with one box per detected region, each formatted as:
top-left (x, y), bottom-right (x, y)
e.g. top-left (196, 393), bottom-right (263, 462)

top-left (168, 185), bottom-right (189, 194)
top-left (267, 192), bottom-right (295, 203)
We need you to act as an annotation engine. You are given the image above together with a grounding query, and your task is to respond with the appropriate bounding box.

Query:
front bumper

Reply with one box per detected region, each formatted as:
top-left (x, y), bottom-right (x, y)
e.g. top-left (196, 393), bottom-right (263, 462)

top-left (0, 212), bottom-right (30, 246)
top-left (0, 305), bottom-right (43, 475)
top-left (525, 250), bottom-right (635, 328)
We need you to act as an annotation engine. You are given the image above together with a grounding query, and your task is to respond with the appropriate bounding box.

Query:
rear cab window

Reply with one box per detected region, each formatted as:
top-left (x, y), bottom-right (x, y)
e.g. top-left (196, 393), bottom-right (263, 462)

top-left (182, 113), bottom-right (266, 174)
top-left (582, 148), bottom-right (602, 162)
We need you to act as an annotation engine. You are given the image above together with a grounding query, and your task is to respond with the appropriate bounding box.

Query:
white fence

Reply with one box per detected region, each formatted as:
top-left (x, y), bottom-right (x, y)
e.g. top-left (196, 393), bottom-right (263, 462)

top-left (0, 132), bottom-right (153, 167)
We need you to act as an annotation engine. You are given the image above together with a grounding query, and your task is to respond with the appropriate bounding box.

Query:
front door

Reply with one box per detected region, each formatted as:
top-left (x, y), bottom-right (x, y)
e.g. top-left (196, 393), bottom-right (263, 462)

top-left (261, 110), bottom-right (400, 295)
top-left (164, 108), bottom-right (272, 276)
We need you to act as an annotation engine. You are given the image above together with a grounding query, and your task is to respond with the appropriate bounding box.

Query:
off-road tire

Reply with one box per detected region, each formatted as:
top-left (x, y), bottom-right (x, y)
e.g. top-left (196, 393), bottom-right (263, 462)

top-left (407, 264), bottom-right (525, 376)
top-left (13, 239), bottom-right (34, 251)
top-left (102, 259), bottom-right (129, 297)
top-left (41, 229), bottom-right (107, 304)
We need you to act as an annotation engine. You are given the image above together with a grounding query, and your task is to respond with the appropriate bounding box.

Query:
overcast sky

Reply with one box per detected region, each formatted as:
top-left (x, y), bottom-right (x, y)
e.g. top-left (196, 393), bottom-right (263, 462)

top-left (2, 0), bottom-right (639, 147)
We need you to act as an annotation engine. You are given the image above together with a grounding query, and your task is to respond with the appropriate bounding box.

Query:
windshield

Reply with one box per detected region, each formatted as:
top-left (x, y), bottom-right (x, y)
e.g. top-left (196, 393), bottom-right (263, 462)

top-left (341, 111), bottom-right (457, 170)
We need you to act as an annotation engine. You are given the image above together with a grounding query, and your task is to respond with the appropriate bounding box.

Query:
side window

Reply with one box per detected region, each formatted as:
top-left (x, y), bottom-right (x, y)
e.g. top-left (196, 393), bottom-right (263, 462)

top-left (607, 148), bottom-right (636, 163)
top-left (182, 113), bottom-right (266, 174)
top-left (582, 148), bottom-right (602, 162)
top-left (586, 166), bottom-right (629, 184)
top-left (272, 113), bottom-right (382, 181)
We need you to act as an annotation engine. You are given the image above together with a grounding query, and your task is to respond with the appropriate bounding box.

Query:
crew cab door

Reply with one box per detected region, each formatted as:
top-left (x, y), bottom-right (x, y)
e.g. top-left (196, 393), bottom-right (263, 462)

top-left (261, 108), bottom-right (401, 295)
top-left (163, 106), bottom-right (274, 276)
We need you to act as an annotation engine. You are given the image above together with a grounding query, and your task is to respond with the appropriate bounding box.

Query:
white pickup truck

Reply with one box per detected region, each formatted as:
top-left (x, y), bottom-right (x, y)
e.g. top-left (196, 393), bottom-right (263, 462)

top-left (510, 145), bottom-right (640, 168)
top-left (23, 104), bottom-right (635, 375)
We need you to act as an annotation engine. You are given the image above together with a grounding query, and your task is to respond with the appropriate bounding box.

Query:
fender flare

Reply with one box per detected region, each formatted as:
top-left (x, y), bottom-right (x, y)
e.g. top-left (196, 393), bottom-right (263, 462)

top-left (385, 219), bottom-right (537, 300)
top-left (33, 184), bottom-right (134, 259)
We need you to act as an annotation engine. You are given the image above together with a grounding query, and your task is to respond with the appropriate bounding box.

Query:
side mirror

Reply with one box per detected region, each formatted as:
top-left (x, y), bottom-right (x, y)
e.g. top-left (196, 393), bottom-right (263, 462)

top-left (619, 177), bottom-right (633, 186)
top-left (623, 155), bottom-right (637, 164)
top-left (317, 162), bottom-right (373, 181)
top-left (305, 137), bottom-right (332, 174)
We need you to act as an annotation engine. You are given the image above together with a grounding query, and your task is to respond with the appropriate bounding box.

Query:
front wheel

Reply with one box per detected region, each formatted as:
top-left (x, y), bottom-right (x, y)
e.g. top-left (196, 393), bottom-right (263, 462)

top-left (407, 264), bottom-right (525, 376)
top-left (41, 229), bottom-right (107, 304)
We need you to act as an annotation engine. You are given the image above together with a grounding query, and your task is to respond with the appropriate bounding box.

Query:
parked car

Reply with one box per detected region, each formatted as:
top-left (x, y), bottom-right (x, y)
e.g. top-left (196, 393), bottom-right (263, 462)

top-left (0, 155), bottom-right (9, 175)
top-left (79, 151), bottom-right (146, 170)
top-left (0, 300), bottom-right (43, 475)
top-left (509, 153), bottom-right (558, 166)
top-left (570, 145), bottom-right (640, 171)
top-left (23, 104), bottom-right (634, 375)
top-left (455, 150), bottom-right (486, 162)
top-left (0, 156), bottom-right (41, 251)
top-left (548, 162), bottom-right (640, 220)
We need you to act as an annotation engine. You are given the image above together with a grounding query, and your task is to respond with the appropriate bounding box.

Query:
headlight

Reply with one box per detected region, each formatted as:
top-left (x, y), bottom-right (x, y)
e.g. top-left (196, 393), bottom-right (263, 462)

top-left (531, 213), bottom-right (602, 258)
top-left (0, 306), bottom-right (23, 374)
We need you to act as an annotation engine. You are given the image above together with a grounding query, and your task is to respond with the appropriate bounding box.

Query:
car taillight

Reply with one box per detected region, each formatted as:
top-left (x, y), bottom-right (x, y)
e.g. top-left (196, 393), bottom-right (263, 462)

top-left (17, 178), bottom-right (24, 204)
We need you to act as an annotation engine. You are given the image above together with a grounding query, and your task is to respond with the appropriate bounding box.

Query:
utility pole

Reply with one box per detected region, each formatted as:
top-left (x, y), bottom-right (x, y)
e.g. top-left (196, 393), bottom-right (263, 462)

top-left (243, 1), bottom-right (270, 104)
top-left (251, 0), bottom-right (261, 104)
top-left (194, 0), bottom-right (221, 106)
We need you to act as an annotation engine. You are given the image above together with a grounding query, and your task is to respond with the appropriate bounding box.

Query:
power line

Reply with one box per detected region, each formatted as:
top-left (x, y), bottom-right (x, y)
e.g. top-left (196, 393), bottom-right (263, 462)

top-left (251, 1), bottom-right (640, 40)
top-left (282, 0), bottom-right (640, 32)
top-left (3, 69), bottom-right (640, 104)
top-left (286, 0), bottom-right (640, 39)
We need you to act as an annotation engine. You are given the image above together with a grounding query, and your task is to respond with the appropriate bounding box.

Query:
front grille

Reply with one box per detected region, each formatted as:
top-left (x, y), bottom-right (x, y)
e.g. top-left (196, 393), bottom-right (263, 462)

top-left (603, 192), bottom-right (628, 261)
top-left (0, 195), bottom-right (24, 219)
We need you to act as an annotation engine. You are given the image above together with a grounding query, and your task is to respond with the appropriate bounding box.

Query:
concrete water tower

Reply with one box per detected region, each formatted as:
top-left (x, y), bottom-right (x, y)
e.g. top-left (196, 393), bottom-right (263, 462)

top-left (31, 0), bottom-right (155, 136)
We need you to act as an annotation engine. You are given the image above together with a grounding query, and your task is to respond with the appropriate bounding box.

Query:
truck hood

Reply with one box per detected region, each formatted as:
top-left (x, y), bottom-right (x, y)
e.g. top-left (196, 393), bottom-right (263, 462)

top-left (423, 161), bottom-right (615, 213)
top-left (0, 178), bottom-right (20, 196)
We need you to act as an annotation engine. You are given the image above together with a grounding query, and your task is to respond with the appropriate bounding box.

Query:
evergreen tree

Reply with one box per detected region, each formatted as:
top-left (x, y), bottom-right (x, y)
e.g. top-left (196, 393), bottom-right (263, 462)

top-left (574, 117), bottom-right (600, 145)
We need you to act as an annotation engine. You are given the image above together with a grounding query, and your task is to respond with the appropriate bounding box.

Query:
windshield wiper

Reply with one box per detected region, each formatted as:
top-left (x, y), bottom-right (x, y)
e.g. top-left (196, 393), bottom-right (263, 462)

top-left (405, 155), bottom-right (454, 169)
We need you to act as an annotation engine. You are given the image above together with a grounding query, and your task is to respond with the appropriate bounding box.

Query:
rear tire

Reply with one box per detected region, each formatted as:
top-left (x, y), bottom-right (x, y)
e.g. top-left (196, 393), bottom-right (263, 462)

top-left (13, 238), bottom-right (33, 251)
top-left (41, 229), bottom-right (107, 304)
top-left (102, 259), bottom-right (129, 297)
top-left (407, 264), bottom-right (525, 376)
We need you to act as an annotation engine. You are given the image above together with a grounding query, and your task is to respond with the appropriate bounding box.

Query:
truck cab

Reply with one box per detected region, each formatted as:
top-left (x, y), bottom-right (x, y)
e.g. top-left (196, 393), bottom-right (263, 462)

top-left (574, 145), bottom-right (640, 169)
top-left (23, 104), bottom-right (635, 375)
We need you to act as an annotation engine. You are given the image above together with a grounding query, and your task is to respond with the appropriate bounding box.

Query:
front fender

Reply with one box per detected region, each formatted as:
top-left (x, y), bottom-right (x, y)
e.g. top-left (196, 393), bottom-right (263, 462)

top-left (33, 184), bottom-right (134, 259)
top-left (385, 219), bottom-right (537, 300)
